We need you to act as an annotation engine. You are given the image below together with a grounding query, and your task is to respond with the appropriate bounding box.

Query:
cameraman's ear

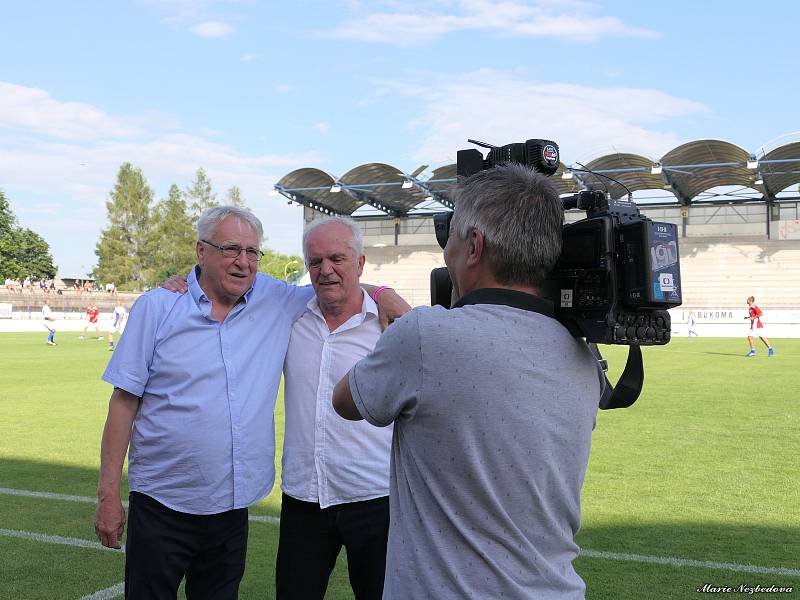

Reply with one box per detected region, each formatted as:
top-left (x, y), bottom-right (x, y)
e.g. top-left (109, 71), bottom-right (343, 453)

top-left (466, 228), bottom-right (485, 266)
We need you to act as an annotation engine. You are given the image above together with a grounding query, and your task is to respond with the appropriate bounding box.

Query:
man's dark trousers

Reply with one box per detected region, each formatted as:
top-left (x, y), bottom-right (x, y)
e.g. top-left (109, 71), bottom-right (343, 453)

top-left (275, 493), bottom-right (389, 600)
top-left (124, 492), bottom-right (248, 600)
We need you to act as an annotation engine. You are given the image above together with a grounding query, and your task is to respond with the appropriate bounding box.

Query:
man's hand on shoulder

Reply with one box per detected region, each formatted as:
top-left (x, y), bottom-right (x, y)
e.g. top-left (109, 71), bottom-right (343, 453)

top-left (375, 288), bottom-right (411, 331)
top-left (162, 275), bottom-right (188, 294)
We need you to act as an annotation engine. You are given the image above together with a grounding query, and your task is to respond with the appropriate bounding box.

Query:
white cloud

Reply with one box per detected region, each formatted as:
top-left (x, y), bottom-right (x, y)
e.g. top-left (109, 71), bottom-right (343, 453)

top-left (0, 81), bottom-right (318, 274)
top-left (312, 122), bottom-right (331, 134)
top-left (190, 20), bottom-right (235, 37)
top-left (0, 82), bottom-right (144, 140)
top-left (328, 0), bottom-right (659, 46)
top-left (275, 83), bottom-right (294, 94)
top-left (143, 0), bottom-right (251, 24)
top-left (373, 69), bottom-right (707, 165)
top-left (240, 52), bottom-right (259, 62)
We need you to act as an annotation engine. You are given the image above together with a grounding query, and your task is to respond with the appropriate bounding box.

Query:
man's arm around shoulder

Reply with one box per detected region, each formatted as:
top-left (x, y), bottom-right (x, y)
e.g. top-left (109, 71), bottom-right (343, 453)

top-left (94, 388), bottom-right (141, 549)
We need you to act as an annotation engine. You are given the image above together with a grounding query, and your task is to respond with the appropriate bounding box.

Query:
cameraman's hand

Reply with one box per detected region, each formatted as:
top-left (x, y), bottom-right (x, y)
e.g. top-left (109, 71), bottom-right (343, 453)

top-left (162, 275), bottom-right (188, 294)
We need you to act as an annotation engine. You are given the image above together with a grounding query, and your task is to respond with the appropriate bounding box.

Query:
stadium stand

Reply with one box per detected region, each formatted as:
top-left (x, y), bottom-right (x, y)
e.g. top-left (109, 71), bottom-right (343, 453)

top-left (357, 238), bottom-right (800, 310)
top-left (678, 236), bottom-right (800, 308)
top-left (276, 135), bottom-right (800, 337)
top-left (361, 245), bottom-right (444, 307)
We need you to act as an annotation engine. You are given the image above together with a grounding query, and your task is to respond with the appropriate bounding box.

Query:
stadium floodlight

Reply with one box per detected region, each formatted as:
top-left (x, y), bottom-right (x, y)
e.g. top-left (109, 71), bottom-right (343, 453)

top-left (401, 180), bottom-right (413, 189)
top-left (330, 184), bottom-right (342, 193)
top-left (747, 157), bottom-right (758, 169)
top-left (754, 176), bottom-right (764, 185)
top-left (651, 163), bottom-right (663, 175)
top-left (561, 171), bottom-right (574, 179)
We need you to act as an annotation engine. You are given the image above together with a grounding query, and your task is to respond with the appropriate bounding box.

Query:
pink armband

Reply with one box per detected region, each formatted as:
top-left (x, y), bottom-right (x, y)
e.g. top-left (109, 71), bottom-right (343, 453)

top-left (370, 285), bottom-right (391, 303)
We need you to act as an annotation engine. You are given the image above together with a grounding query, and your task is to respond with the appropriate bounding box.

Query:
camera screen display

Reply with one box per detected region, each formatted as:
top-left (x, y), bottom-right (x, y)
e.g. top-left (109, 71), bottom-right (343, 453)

top-left (559, 230), bottom-right (599, 269)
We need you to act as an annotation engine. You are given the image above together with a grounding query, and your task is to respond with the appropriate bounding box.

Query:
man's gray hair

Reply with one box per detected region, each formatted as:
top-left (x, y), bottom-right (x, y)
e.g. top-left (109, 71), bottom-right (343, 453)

top-left (451, 162), bottom-right (563, 287)
top-left (197, 206), bottom-right (264, 244)
top-left (302, 216), bottom-right (364, 262)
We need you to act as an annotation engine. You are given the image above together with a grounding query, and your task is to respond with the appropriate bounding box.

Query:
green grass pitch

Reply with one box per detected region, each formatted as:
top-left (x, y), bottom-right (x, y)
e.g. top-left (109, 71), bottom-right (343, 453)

top-left (1, 332), bottom-right (798, 599)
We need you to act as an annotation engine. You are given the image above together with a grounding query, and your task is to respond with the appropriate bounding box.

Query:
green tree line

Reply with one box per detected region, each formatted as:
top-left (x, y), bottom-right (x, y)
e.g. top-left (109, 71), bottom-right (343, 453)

top-left (0, 190), bottom-right (57, 279)
top-left (94, 164), bottom-right (303, 290)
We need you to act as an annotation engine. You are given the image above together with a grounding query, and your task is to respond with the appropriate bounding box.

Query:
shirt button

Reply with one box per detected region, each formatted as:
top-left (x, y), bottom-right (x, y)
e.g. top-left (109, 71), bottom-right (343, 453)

top-left (235, 460), bottom-right (240, 465)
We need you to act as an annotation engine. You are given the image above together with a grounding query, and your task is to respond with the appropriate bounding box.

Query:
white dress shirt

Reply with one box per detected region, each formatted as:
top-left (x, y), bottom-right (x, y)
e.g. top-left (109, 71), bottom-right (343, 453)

top-left (281, 290), bottom-right (392, 509)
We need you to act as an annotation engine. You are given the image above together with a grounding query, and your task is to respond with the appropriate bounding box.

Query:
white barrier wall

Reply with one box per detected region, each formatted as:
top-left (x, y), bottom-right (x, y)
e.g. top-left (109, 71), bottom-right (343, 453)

top-left (668, 308), bottom-right (800, 338)
top-left (0, 310), bottom-right (118, 333)
top-left (3, 306), bottom-right (799, 338)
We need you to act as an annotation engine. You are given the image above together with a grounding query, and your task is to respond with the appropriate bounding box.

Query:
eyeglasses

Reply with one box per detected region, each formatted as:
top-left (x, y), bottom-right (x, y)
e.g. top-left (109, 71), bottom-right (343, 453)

top-left (201, 240), bottom-right (263, 262)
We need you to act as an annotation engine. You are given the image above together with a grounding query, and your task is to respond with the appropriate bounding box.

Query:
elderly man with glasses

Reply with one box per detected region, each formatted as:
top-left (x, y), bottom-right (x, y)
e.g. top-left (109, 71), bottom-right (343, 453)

top-left (94, 206), bottom-right (408, 599)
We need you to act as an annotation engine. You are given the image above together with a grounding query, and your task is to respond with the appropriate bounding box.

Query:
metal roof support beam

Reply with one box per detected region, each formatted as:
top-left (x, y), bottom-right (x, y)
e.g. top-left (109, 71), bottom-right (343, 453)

top-left (762, 189), bottom-right (778, 239)
top-left (660, 169), bottom-right (692, 206)
top-left (571, 171), bottom-right (591, 191)
top-left (343, 187), bottom-right (401, 217)
top-left (274, 188), bottom-right (344, 217)
top-left (407, 178), bottom-right (454, 210)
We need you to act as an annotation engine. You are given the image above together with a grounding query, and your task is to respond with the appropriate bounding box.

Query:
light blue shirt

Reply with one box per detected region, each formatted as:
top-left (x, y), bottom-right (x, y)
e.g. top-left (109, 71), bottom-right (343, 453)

top-left (103, 269), bottom-right (313, 515)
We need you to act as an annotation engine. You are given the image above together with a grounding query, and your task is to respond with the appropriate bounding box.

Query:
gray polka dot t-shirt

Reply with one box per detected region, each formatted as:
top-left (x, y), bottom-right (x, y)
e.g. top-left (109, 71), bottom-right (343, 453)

top-left (350, 301), bottom-right (602, 599)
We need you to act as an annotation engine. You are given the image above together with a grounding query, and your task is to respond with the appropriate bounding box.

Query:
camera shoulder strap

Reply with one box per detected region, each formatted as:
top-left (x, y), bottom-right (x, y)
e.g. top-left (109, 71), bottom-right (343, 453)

top-left (587, 343), bottom-right (644, 410)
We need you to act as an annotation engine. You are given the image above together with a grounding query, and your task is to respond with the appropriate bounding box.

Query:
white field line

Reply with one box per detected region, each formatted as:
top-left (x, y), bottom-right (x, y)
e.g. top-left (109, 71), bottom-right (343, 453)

top-left (249, 514), bottom-right (280, 524)
top-left (78, 582), bottom-right (125, 600)
top-left (580, 549), bottom-right (800, 577)
top-left (0, 487), bottom-right (101, 504)
top-left (2, 487), bottom-right (798, 577)
top-left (0, 528), bottom-right (123, 552)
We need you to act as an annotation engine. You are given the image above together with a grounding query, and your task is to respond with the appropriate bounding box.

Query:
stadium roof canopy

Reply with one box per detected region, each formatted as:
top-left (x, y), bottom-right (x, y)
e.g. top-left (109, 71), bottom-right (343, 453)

top-left (275, 137), bottom-right (800, 219)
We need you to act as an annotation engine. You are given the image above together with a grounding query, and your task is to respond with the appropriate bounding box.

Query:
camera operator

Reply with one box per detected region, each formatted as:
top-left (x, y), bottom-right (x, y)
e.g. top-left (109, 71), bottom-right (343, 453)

top-left (333, 163), bottom-right (604, 599)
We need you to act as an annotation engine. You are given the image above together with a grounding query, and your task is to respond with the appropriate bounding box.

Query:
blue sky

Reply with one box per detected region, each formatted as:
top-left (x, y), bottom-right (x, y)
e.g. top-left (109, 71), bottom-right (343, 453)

top-left (1, 0), bottom-right (798, 277)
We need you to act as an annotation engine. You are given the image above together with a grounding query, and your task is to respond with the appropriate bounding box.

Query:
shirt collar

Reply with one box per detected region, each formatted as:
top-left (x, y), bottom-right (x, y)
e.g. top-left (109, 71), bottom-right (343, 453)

top-left (188, 264), bottom-right (256, 307)
top-left (452, 287), bottom-right (554, 317)
top-left (308, 288), bottom-right (378, 326)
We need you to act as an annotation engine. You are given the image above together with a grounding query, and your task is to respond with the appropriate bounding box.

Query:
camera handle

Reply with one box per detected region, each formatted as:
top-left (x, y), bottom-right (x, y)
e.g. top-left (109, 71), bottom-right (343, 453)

top-left (587, 343), bottom-right (644, 410)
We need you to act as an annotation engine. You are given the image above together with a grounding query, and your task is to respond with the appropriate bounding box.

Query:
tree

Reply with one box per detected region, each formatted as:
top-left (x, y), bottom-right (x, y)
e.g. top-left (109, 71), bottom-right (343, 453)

top-left (186, 168), bottom-right (218, 222)
top-left (0, 190), bottom-right (57, 278)
top-left (148, 184), bottom-right (197, 282)
top-left (225, 185), bottom-right (249, 210)
top-left (93, 163), bottom-right (154, 290)
top-left (0, 190), bottom-right (14, 235)
top-left (258, 248), bottom-right (304, 282)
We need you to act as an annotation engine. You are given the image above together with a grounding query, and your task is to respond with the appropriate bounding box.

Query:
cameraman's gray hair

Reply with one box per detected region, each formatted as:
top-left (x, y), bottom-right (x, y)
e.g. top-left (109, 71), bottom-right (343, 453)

top-left (302, 216), bottom-right (364, 262)
top-left (452, 162), bottom-right (563, 287)
top-left (197, 206), bottom-right (264, 244)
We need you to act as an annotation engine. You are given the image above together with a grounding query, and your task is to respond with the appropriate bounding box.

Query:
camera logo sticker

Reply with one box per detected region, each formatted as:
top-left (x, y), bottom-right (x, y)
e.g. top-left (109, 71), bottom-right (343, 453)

top-left (561, 289), bottom-right (573, 308)
top-left (659, 273), bottom-right (675, 292)
top-left (650, 241), bottom-right (678, 270)
top-left (543, 145), bottom-right (559, 166)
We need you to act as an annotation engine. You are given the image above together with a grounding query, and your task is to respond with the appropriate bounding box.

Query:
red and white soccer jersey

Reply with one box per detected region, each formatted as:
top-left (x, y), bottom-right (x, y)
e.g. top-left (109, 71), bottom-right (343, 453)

top-left (86, 306), bottom-right (99, 323)
top-left (748, 304), bottom-right (768, 336)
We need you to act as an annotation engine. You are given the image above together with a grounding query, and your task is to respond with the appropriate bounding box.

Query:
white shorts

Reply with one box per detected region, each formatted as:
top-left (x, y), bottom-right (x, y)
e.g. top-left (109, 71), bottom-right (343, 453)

top-left (748, 326), bottom-right (769, 338)
top-left (42, 320), bottom-right (55, 332)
